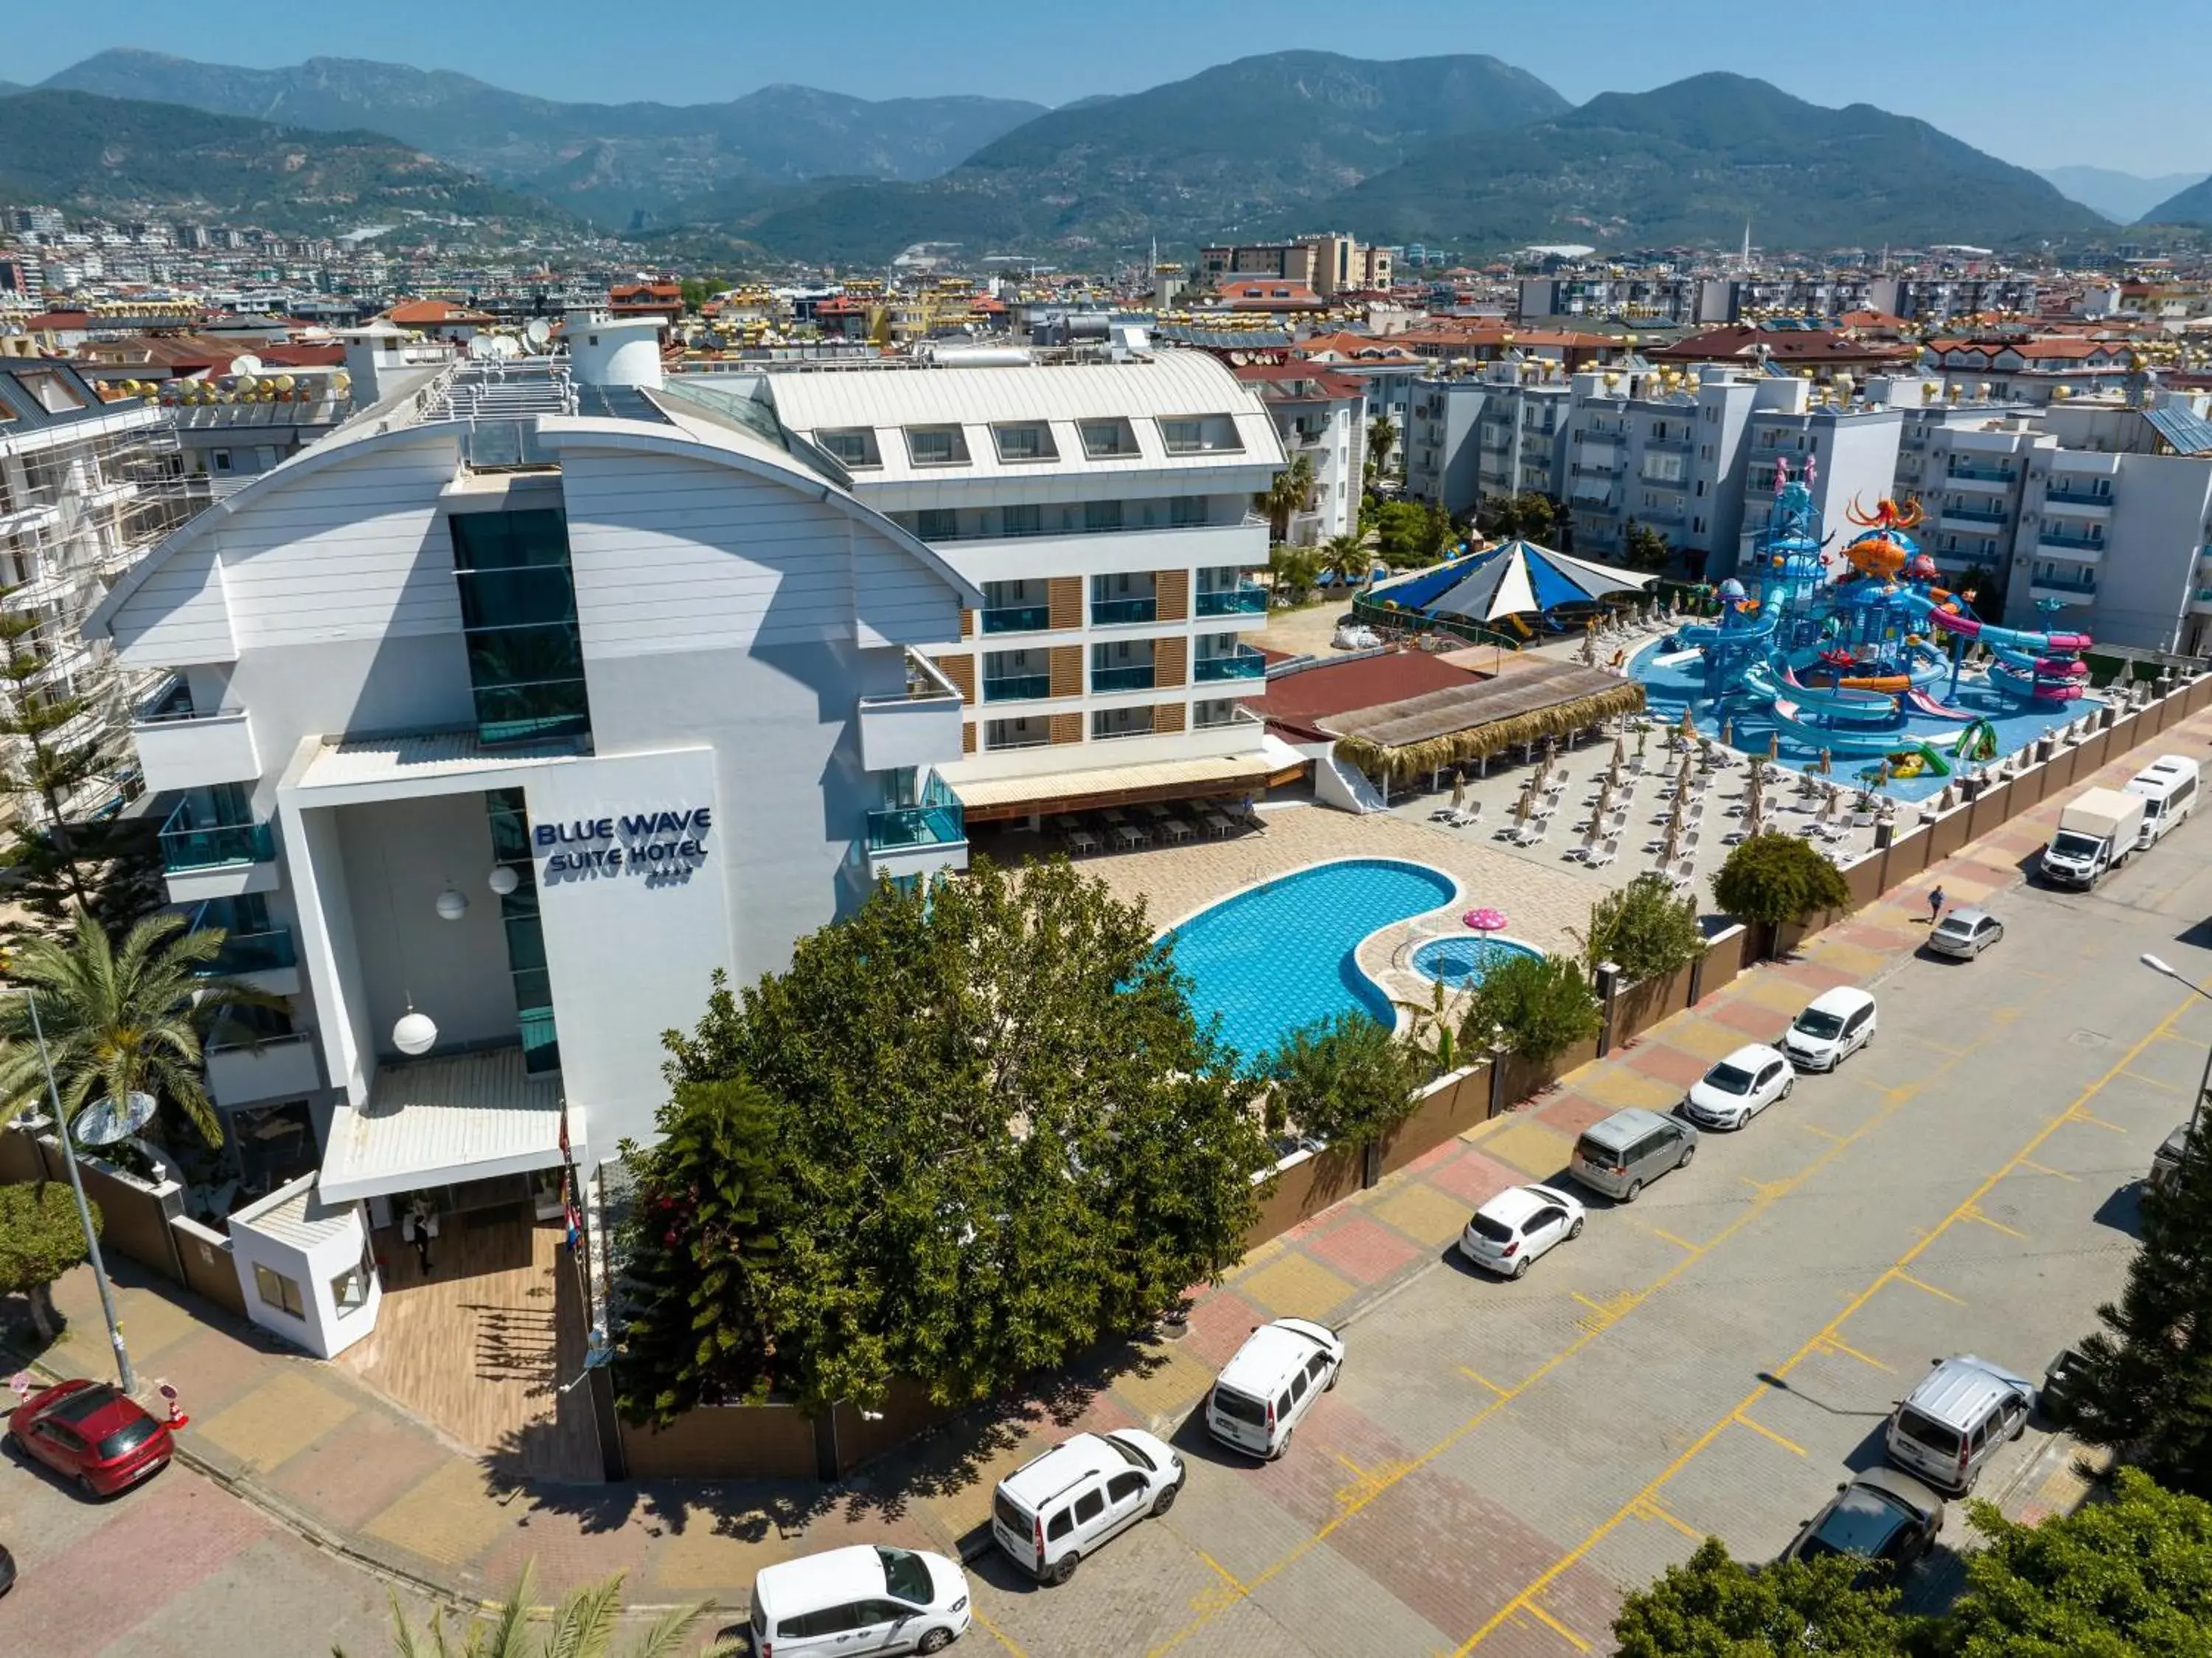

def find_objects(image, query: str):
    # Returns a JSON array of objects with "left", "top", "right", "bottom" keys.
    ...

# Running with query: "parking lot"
[{"left": 964, "top": 806, "right": 2212, "bottom": 1657}]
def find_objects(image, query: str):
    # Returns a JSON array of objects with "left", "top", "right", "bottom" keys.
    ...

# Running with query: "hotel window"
[
  {"left": 1169, "top": 496, "right": 1206, "bottom": 527},
  {"left": 816, "top": 427, "right": 880, "bottom": 468},
  {"left": 1079, "top": 418, "right": 1138, "bottom": 458},
  {"left": 1158, "top": 415, "right": 1242, "bottom": 456},
  {"left": 1000, "top": 503, "right": 1042, "bottom": 537},
  {"left": 904, "top": 425, "right": 970, "bottom": 467},
  {"left": 1192, "top": 698, "right": 1239, "bottom": 729},
  {"left": 915, "top": 508, "right": 959, "bottom": 541},
  {"left": 254, "top": 1263, "right": 305, "bottom": 1319},
  {"left": 991, "top": 423, "right": 1057, "bottom": 462},
  {"left": 486, "top": 788, "right": 560, "bottom": 1073},
  {"left": 331, "top": 1262, "right": 371, "bottom": 1316},
  {"left": 1084, "top": 499, "right": 1124, "bottom": 533},
  {"left": 1091, "top": 706, "right": 1155, "bottom": 740},
  {"left": 448, "top": 508, "right": 589, "bottom": 746}
]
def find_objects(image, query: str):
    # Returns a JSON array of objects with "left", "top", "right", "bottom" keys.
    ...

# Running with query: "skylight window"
[{"left": 904, "top": 426, "right": 970, "bottom": 467}]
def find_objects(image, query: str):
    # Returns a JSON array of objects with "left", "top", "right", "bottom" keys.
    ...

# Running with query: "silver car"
[{"left": 1928, "top": 906, "right": 2003, "bottom": 959}]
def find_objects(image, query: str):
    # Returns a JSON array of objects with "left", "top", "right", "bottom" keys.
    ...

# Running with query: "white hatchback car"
[
  {"left": 1683, "top": 1042, "right": 1794, "bottom": 1129},
  {"left": 1783, "top": 987, "right": 1878, "bottom": 1072},
  {"left": 990, "top": 1428, "right": 1183, "bottom": 1584},
  {"left": 1458, "top": 1183, "right": 1587, "bottom": 1279}
]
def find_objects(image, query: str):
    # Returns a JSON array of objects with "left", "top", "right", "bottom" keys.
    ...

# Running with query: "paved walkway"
[{"left": 12, "top": 694, "right": 2202, "bottom": 1634}]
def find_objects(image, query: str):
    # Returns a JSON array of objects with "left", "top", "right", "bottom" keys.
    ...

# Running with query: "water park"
[{"left": 1632, "top": 463, "right": 2100, "bottom": 801}]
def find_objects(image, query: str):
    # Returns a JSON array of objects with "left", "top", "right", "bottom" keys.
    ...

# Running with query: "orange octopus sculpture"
[{"left": 1840, "top": 495, "right": 1926, "bottom": 580}]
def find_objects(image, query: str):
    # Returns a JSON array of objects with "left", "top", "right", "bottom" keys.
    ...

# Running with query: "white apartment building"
[
  {"left": 727, "top": 350, "right": 1294, "bottom": 830},
  {"left": 0, "top": 359, "right": 195, "bottom": 825},
  {"left": 1233, "top": 362, "right": 1365, "bottom": 543}
]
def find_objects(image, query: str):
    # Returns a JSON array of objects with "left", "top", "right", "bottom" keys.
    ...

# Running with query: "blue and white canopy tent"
[{"left": 1368, "top": 539, "right": 1656, "bottom": 630}]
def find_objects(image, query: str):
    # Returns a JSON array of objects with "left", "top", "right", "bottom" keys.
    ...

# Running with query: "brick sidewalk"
[{"left": 17, "top": 697, "right": 2202, "bottom": 1623}]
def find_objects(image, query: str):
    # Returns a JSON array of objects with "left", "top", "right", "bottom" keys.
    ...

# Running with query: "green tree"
[
  {"left": 1478, "top": 491, "right": 1558, "bottom": 545},
  {"left": 611, "top": 1078, "right": 791, "bottom": 1427},
  {"left": 2065, "top": 1124, "right": 2212, "bottom": 1498},
  {"left": 1259, "top": 452, "right": 1315, "bottom": 541},
  {"left": 643, "top": 857, "right": 1270, "bottom": 1414},
  {"left": 1624, "top": 520, "right": 1672, "bottom": 573},
  {"left": 1395, "top": 978, "right": 1459, "bottom": 1076},
  {"left": 1366, "top": 415, "right": 1397, "bottom": 479},
  {"left": 1319, "top": 533, "right": 1370, "bottom": 592},
  {"left": 1711, "top": 830, "right": 1850, "bottom": 947},
  {"left": 1577, "top": 874, "right": 1705, "bottom": 983},
  {"left": 1613, "top": 1537, "right": 1907, "bottom": 1658},
  {"left": 0, "top": 909, "right": 278, "bottom": 1145},
  {"left": 0, "top": 1180, "right": 101, "bottom": 1341},
  {"left": 1932, "top": 1468, "right": 2212, "bottom": 1657},
  {"left": 338, "top": 1561, "right": 733, "bottom": 1658},
  {"left": 678, "top": 276, "right": 719, "bottom": 313},
  {"left": 1268, "top": 541, "right": 1322, "bottom": 604},
  {"left": 1458, "top": 951, "right": 1600, "bottom": 1064},
  {"left": 1262, "top": 1011, "right": 1424, "bottom": 1148}
]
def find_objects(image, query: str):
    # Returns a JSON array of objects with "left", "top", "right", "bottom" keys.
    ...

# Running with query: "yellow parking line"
[
  {"left": 2067, "top": 1109, "right": 2129, "bottom": 1134},
  {"left": 1633, "top": 1499, "right": 1704, "bottom": 1541},
  {"left": 1795, "top": 1123, "right": 1844, "bottom": 1142},
  {"left": 2119, "top": 1068, "right": 2180, "bottom": 1092},
  {"left": 1447, "top": 984, "right": 2199, "bottom": 1655},
  {"left": 1961, "top": 1207, "right": 2026, "bottom": 1239},
  {"left": 1647, "top": 1228, "right": 1703, "bottom": 1252},
  {"left": 1458, "top": 1367, "right": 1512, "bottom": 1395},
  {"left": 1522, "top": 1599, "right": 1594, "bottom": 1653},
  {"left": 1191, "top": 1549, "right": 1245, "bottom": 1593},
  {"left": 1816, "top": 1335, "right": 1896, "bottom": 1373},
  {"left": 1892, "top": 1270, "right": 1966, "bottom": 1305},
  {"left": 2017, "top": 1158, "right": 2079, "bottom": 1182},
  {"left": 1733, "top": 1412, "right": 1806, "bottom": 1457},
  {"left": 973, "top": 1606, "right": 1032, "bottom": 1657}
]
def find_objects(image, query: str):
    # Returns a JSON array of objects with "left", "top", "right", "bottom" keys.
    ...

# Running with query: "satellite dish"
[
  {"left": 467, "top": 335, "right": 495, "bottom": 359},
  {"left": 229, "top": 353, "right": 264, "bottom": 378},
  {"left": 76, "top": 1090, "right": 157, "bottom": 1148},
  {"left": 487, "top": 334, "right": 519, "bottom": 360},
  {"left": 524, "top": 319, "right": 552, "bottom": 349}
]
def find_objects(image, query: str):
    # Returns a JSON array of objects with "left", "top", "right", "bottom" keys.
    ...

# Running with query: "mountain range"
[
  {"left": 6, "top": 48, "right": 2206, "bottom": 258},
  {"left": 2037, "top": 166, "right": 2205, "bottom": 224},
  {"left": 38, "top": 49, "right": 1046, "bottom": 227}
]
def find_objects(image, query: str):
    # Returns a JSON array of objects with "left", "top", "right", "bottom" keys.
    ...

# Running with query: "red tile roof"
[
  {"left": 383, "top": 298, "right": 495, "bottom": 327},
  {"left": 1232, "top": 362, "right": 1364, "bottom": 400},
  {"left": 1650, "top": 325, "right": 1913, "bottom": 364},
  {"left": 1254, "top": 651, "right": 1482, "bottom": 743}
]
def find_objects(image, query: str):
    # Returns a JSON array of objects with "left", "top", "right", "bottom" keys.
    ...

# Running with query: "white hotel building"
[{"left": 89, "top": 323, "right": 1287, "bottom": 1356}]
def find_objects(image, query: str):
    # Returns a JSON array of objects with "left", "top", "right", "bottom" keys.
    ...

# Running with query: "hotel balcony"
[
  {"left": 1091, "top": 596, "right": 1158, "bottom": 626},
  {"left": 1194, "top": 645, "right": 1269, "bottom": 684},
  {"left": 2043, "top": 485, "right": 2112, "bottom": 513},
  {"left": 857, "top": 651, "right": 964, "bottom": 773},
  {"left": 1942, "top": 464, "right": 2016, "bottom": 494},
  {"left": 982, "top": 672, "right": 1052, "bottom": 703},
  {"left": 206, "top": 1030, "right": 323, "bottom": 1109},
  {"left": 131, "top": 690, "right": 261, "bottom": 794},
  {"left": 1092, "top": 662, "right": 1156, "bottom": 693},
  {"left": 2028, "top": 572, "right": 2097, "bottom": 606},
  {"left": 2191, "top": 584, "right": 2212, "bottom": 617},
  {"left": 1194, "top": 584, "right": 1270, "bottom": 618},
  {"left": 198, "top": 925, "right": 302, "bottom": 995},
  {"left": 2034, "top": 530, "right": 2105, "bottom": 563},
  {"left": 159, "top": 796, "right": 278, "bottom": 901},
  {"left": 980, "top": 603, "right": 1051, "bottom": 634},
  {"left": 1938, "top": 504, "right": 2011, "bottom": 533},
  {"left": 863, "top": 773, "right": 967, "bottom": 887}
]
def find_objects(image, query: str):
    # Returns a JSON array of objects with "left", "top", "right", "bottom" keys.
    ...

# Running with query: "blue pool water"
[
  {"left": 1409, "top": 936, "right": 1543, "bottom": 989},
  {"left": 1630, "top": 648, "right": 2093, "bottom": 802},
  {"left": 1165, "top": 859, "right": 1456, "bottom": 1064}
]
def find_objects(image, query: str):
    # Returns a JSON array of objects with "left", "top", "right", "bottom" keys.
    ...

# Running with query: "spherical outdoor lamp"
[
  {"left": 487, "top": 865, "right": 520, "bottom": 898},
  {"left": 392, "top": 1009, "right": 439, "bottom": 1056},
  {"left": 434, "top": 884, "right": 469, "bottom": 921}
]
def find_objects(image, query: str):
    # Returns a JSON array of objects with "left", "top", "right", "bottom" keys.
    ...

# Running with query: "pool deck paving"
[{"left": 12, "top": 690, "right": 2208, "bottom": 1653}]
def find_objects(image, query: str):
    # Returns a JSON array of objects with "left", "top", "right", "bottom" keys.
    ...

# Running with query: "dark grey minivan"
[{"left": 1568, "top": 1108, "right": 1697, "bottom": 1202}]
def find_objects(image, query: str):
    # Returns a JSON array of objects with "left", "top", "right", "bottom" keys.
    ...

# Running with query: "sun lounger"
[{"left": 1587, "top": 837, "right": 1618, "bottom": 869}]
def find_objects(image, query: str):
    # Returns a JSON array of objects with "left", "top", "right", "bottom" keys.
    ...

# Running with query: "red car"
[{"left": 7, "top": 1379, "right": 173, "bottom": 1497}]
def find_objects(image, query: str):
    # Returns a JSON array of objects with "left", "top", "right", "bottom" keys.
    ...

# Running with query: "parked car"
[
  {"left": 747, "top": 1544, "right": 970, "bottom": 1657},
  {"left": 1928, "top": 907, "right": 2004, "bottom": 960},
  {"left": 1459, "top": 1184, "right": 1587, "bottom": 1278},
  {"left": 1204, "top": 1319, "right": 1343, "bottom": 1461},
  {"left": 1782, "top": 987, "right": 1878, "bottom": 1072},
  {"left": 1780, "top": 1468, "right": 1945, "bottom": 1582},
  {"left": 6, "top": 1378, "right": 173, "bottom": 1498},
  {"left": 1568, "top": 1108, "right": 1697, "bottom": 1202},
  {"left": 2150, "top": 1122, "right": 2192, "bottom": 1193},
  {"left": 1885, "top": 1356, "right": 2034, "bottom": 1494},
  {"left": 1681, "top": 1044, "right": 1793, "bottom": 1130},
  {"left": 990, "top": 1429, "right": 1183, "bottom": 1584}
]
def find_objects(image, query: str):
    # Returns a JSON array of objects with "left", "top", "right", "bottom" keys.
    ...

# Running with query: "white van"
[
  {"left": 1204, "top": 1318, "right": 1344, "bottom": 1460},
  {"left": 990, "top": 1429, "right": 1183, "bottom": 1584},
  {"left": 2124, "top": 755, "right": 2200, "bottom": 848},
  {"left": 748, "top": 1544, "right": 970, "bottom": 1657}
]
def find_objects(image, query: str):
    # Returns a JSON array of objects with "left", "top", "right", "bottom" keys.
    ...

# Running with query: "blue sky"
[{"left": 10, "top": 0, "right": 2194, "bottom": 173}]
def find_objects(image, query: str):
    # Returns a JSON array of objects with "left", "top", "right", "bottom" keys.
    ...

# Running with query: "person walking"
[
  {"left": 404, "top": 1200, "right": 437, "bottom": 1274},
  {"left": 1926, "top": 884, "right": 1946, "bottom": 925}
]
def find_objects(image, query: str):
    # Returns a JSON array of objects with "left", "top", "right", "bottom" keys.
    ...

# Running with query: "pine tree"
[
  {"left": 0, "top": 577, "right": 114, "bottom": 927},
  {"left": 2067, "top": 1120, "right": 2212, "bottom": 1497}
]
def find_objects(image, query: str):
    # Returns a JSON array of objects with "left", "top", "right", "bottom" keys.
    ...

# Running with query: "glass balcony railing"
[
  {"left": 2045, "top": 485, "right": 2112, "bottom": 506},
  {"left": 1091, "top": 597, "right": 1158, "bottom": 625},
  {"left": 1943, "top": 504, "right": 2009, "bottom": 523},
  {"left": 2194, "top": 587, "right": 2212, "bottom": 605},
  {"left": 202, "top": 928, "right": 297, "bottom": 977},
  {"left": 981, "top": 604, "right": 1051, "bottom": 634},
  {"left": 866, "top": 800, "right": 965, "bottom": 851},
  {"left": 2034, "top": 574, "right": 2097, "bottom": 594},
  {"left": 159, "top": 802, "right": 274, "bottom": 873},
  {"left": 1195, "top": 586, "right": 1269, "bottom": 617},
  {"left": 1947, "top": 463, "right": 2014, "bottom": 483},
  {"left": 982, "top": 673, "right": 1051, "bottom": 702},
  {"left": 1092, "top": 664, "right": 1156, "bottom": 692},
  {"left": 1194, "top": 648, "right": 1268, "bottom": 683},
  {"left": 2039, "top": 530, "right": 2105, "bottom": 551}
]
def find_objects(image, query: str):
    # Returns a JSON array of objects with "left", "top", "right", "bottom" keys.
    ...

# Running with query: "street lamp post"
[
  {"left": 25, "top": 989, "right": 137, "bottom": 1395},
  {"left": 2140, "top": 954, "right": 2212, "bottom": 1145}
]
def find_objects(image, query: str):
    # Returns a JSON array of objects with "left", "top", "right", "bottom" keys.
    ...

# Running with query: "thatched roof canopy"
[{"left": 1323, "top": 659, "right": 1646, "bottom": 780}]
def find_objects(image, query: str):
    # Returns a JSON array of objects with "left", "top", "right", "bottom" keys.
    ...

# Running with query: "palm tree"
[
  {"left": 1267, "top": 541, "right": 1322, "bottom": 605},
  {"left": 0, "top": 909, "right": 279, "bottom": 1145},
  {"left": 337, "top": 1564, "right": 733, "bottom": 1658},
  {"left": 1259, "top": 452, "right": 1315, "bottom": 541},
  {"left": 1366, "top": 415, "right": 1397, "bottom": 479},
  {"left": 1320, "top": 533, "right": 1370, "bottom": 592}
]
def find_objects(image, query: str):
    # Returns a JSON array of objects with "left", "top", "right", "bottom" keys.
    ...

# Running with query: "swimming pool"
[
  {"left": 1408, "top": 936, "right": 1543, "bottom": 989},
  {"left": 1164, "top": 859, "right": 1457, "bottom": 1064}
]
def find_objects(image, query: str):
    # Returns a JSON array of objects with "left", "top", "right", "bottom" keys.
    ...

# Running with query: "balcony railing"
[
  {"left": 159, "top": 800, "right": 274, "bottom": 872},
  {"left": 1943, "top": 504, "right": 2010, "bottom": 524},
  {"left": 2033, "top": 573, "right": 2098, "bottom": 594},
  {"left": 1194, "top": 648, "right": 1268, "bottom": 683},
  {"left": 1091, "top": 597, "right": 1158, "bottom": 625},
  {"left": 201, "top": 927, "right": 298, "bottom": 977},
  {"left": 1947, "top": 463, "right": 2014, "bottom": 483},
  {"left": 2039, "top": 530, "right": 2105, "bottom": 551},
  {"left": 866, "top": 800, "right": 964, "bottom": 851},
  {"left": 1195, "top": 586, "right": 1269, "bottom": 617},
  {"left": 2045, "top": 485, "right": 2112, "bottom": 506},
  {"left": 981, "top": 604, "right": 1051, "bottom": 634},
  {"left": 982, "top": 673, "right": 1052, "bottom": 702},
  {"left": 1092, "top": 664, "right": 1156, "bottom": 693}
]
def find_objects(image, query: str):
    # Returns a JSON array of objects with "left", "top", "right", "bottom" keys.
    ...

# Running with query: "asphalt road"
[
  {"left": 963, "top": 810, "right": 2212, "bottom": 1657},
  {"left": 0, "top": 1439, "right": 428, "bottom": 1658}
]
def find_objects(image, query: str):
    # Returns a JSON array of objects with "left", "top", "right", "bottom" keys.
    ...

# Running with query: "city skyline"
[{"left": 10, "top": 0, "right": 2202, "bottom": 177}]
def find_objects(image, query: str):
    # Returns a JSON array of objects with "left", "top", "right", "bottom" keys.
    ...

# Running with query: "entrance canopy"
[
  {"left": 318, "top": 1048, "right": 571, "bottom": 1204},
  {"left": 1372, "top": 540, "right": 1656, "bottom": 625},
  {"left": 949, "top": 740, "right": 1304, "bottom": 823}
]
